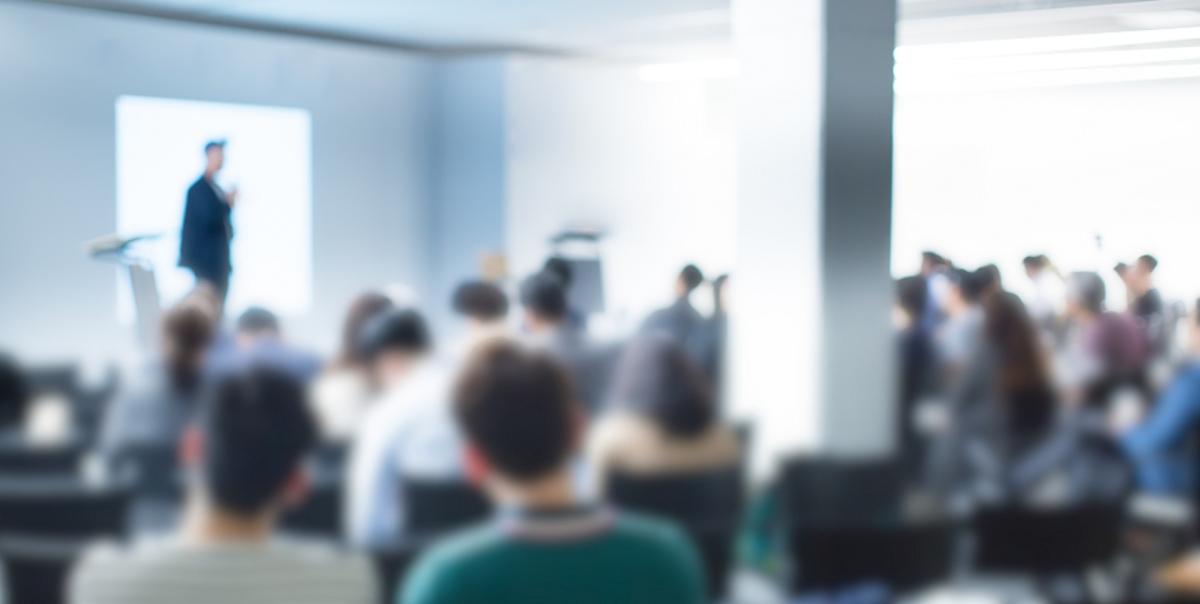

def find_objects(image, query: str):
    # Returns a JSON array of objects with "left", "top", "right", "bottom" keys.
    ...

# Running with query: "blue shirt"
[{"left": 1123, "top": 362, "right": 1200, "bottom": 494}]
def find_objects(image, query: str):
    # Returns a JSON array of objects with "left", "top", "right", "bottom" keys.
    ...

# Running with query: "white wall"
[
  {"left": 504, "top": 57, "right": 738, "bottom": 331},
  {"left": 0, "top": 2, "right": 436, "bottom": 364}
]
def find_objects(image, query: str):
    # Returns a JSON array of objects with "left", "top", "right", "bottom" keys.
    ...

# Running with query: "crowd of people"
[{"left": 0, "top": 261, "right": 736, "bottom": 603}]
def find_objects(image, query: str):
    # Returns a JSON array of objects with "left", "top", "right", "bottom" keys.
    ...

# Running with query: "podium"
[{"left": 85, "top": 234, "right": 161, "bottom": 353}]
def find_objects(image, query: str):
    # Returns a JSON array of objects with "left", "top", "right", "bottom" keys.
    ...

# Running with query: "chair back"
[
  {"left": 0, "top": 536, "right": 81, "bottom": 604},
  {"left": 403, "top": 479, "right": 490, "bottom": 542},
  {"left": 778, "top": 457, "right": 905, "bottom": 529},
  {"left": 281, "top": 478, "right": 342, "bottom": 539},
  {"left": 973, "top": 503, "right": 1124, "bottom": 573},
  {"left": 0, "top": 437, "right": 83, "bottom": 476},
  {"left": 789, "top": 522, "right": 955, "bottom": 593},
  {"left": 0, "top": 476, "right": 130, "bottom": 539}
]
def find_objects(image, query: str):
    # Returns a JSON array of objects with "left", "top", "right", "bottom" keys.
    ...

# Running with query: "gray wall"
[{"left": 0, "top": 2, "right": 437, "bottom": 363}]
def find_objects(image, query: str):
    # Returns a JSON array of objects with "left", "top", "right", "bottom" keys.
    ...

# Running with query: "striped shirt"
[{"left": 69, "top": 537, "right": 374, "bottom": 604}]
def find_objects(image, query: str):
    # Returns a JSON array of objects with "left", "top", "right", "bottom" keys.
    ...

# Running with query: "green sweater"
[{"left": 400, "top": 510, "right": 706, "bottom": 604}]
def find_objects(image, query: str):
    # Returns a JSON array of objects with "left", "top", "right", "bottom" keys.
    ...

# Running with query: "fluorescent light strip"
[
  {"left": 898, "top": 46, "right": 1200, "bottom": 76},
  {"left": 896, "top": 62, "right": 1200, "bottom": 94},
  {"left": 896, "top": 26, "right": 1200, "bottom": 60}
]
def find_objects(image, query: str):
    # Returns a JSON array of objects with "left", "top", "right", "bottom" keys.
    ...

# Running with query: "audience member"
[
  {"left": 447, "top": 279, "right": 509, "bottom": 359},
  {"left": 98, "top": 301, "right": 214, "bottom": 465},
  {"left": 346, "top": 308, "right": 462, "bottom": 549},
  {"left": 918, "top": 251, "right": 952, "bottom": 333},
  {"left": 935, "top": 268, "right": 985, "bottom": 385},
  {"left": 895, "top": 276, "right": 935, "bottom": 476},
  {"left": 1022, "top": 254, "right": 1064, "bottom": 332},
  {"left": 700, "top": 273, "right": 730, "bottom": 396},
  {"left": 0, "top": 353, "right": 29, "bottom": 437},
  {"left": 311, "top": 291, "right": 394, "bottom": 442},
  {"left": 209, "top": 306, "right": 323, "bottom": 383},
  {"left": 402, "top": 341, "right": 706, "bottom": 604},
  {"left": 587, "top": 335, "right": 739, "bottom": 494},
  {"left": 519, "top": 272, "right": 612, "bottom": 415},
  {"left": 640, "top": 264, "right": 708, "bottom": 364},
  {"left": 71, "top": 367, "right": 375, "bottom": 604},
  {"left": 974, "top": 263, "right": 1004, "bottom": 301},
  {"left": 1131, "top": 254, "right": 1167, "bottom": 355},
  {"left": 542, "top": 256, "right": 587, "bottom": 331},
  {"left": 1062, "top": 271, "right": 1149, "bottom": 407},
  {"left": 1121, "top": 298, "right": 1200, "bottom": 495}
]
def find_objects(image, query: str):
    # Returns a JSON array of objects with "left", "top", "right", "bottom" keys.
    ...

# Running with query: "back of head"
[
  {"left": 454, "top": 341, "right": 576, "bottom": 482},
  {"left": 358, "top": 307, "right": 433, "bottom": 364},
  {"left": 983, "top": 292, "right": 1055, "bottom": 432},
  {"left": 338, "top": 291, "right": 394, "bottom": 368},
  {"left": 974, "top": 264, "right": 1003, "bottom": 297},
  {"left": 452, "top": 280, "right": 509, "bottom": 323},
  {"left": 921, "top": 251, "right": 949, "bottom": 272},
  {"left": 948, "top": 268, "right": 984, "bottom": 304},
  {"left": 1068, "top": 271, "right": 1106, "bottom": 314},
  {"left": 610, "top": 335, "right": 715, "bottom": 438},
  {"left": 542, "top": 257, "right": 573, "bottom": 288},
  {"left": 236, "top": 306, "right": 280, "bottom": 337},
  {"left": 519, "top": 272, "right": 568, "bottom": 321},
  {"left": 1022, "top": 254, "right": 1049, "bottom": 272},
  {"left": 895, "top": 276, "right": 927, "bottom": 320},
  {"left": 200, "top": 367, "right": 317, "bottom": 515},
  {"left": 162, "top": 302, "right": 216, "bottom": 392},
  {"left": 679, "top": 264, "right": 704, "bottom": 293},
  {"left": 1138, "top": 254, "right": 1159, "bottom": 274},
  {"left": 0, "top": 354, "right": 28, "bottom": 431}
]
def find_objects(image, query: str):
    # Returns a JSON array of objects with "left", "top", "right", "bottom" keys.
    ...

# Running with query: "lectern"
[{"left": 85, "top": 234, "right": 161, "bottom": 353}]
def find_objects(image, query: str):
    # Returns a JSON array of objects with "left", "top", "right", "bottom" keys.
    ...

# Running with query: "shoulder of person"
[
  {"left": 607, "top": 513, "right": 705, "bottom": 586},
  {"left": 401, "top": 525, "right": 502, "bottom": 602}
]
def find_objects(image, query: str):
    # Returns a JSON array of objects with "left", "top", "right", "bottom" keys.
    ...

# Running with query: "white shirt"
[
  {"left": 345, "top": 362, "right": 463, "bottom": 548},
  {"left": 70, "top": 537, "right": 374, "bottom": 604}
]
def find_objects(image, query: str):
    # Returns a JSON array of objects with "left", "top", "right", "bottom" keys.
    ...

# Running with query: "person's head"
[
  {"left": 895, "top": 276, "right": 927, "bottom": 328},
  {"left": 519, "top": 272, "right": 568, "bottom": 333},
  {"left": 454, "top": 341, "right": 581, "bottom": 496},
  {"left": 975, "top": 264, "right": 1003, "bottom": 299},
  {"left": 204, "top": 140, "right": 225, "bottom": 176},
  {"left": 1023, "top": 254, "right": 1048, "bottom": 280},
  {"left": 920, "top": 251, "right": 949, "bottom": 276},
  {"left": 359, "top": 307, "right": 432, "bottom": 388},
  {"left": 675, "top": 264, "right": 705, "bottom": 298},
  {"left": 983, "top": 292, "right": 1055, "bottom": 432},
  {"left": 336, "top": 291, "right": 394, "bottom": 369},
  {"left": 610, "top": 335, "right": 715, "bottom": 439},
  {"left": 0, "top": 354, "right": 28, "bottom": 432},
  {"left": 542, "top": 257, "right": 573, "bottom": 288},
  {"left": 162, "top": 301, "right": 216, "bottom": 392},
  {"left": 1134, "top": 254, "right": 1158, "bottom": 291},
  {"left": 1066, "top": 271, "right": 1106, "bottom": 318},
  {"left": 235, "top": 306, "right": 280, "bottom": 348},
  {"left": 452, "top": 280, "right": 509, "bottom": 329},
  {"left": 712, "top": 274, "right": 730, "bottom": 315},
  {"left": 188, "top": 367, "right": 316, "bottom": 523},
  {"left": 942, "top": 268, "right": 983, "bottom": 315}
]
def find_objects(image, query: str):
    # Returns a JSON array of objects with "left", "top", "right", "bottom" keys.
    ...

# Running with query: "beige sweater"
[{"left": 586, "top": 411, "right": 741, "bottom": 494}]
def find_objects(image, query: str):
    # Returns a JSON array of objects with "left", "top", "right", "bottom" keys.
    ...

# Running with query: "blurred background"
[{"left": 5, "top": 0, "right": 1200, "bottom": 602}]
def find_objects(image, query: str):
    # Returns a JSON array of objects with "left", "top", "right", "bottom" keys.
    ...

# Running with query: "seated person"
[
  {"left": 209, "top": 306, "right": 323, "bottom": 384},
  {"left": 311, "top": 291, "right": 395, "bottom": 442},
  {"left": 1062, "top": 271, "right": 1149, "bottom": 406},
  {"left": 346, "top": 308, "right": 463, "bottom": 549},
  {"left": 97, "top": 301, "right": 214, "bottom": 464},
  {"left": 586, "top": 335, "right": 739, "bottom": 494},
  {"left": 1121, "top": 299, "right": 1200, "bottom": 495},
  {"left": 446, "top": 279, "right": 510, "bottom": 361},
  {"left": 401, "top": 341, "right": 706, "bottom": 604},
  {"left": 71, "top": 367, "right": 374, "bottom": 604},
  {"left": 0, "top": 353, "right": 30, "bottom": 438}
]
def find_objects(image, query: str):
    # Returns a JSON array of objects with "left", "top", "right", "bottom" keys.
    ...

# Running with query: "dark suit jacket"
[{"left": 178, "top": 176, "right": 231, "bottom": 283}]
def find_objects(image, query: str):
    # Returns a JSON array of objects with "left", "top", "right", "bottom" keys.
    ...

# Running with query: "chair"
[
  {"left": 607, "top": 467, "right": 743, "bottom": 599},
  {"left": 0, "top": 536, "right": 84, "bottom": 604},
  {"left": 777, "top": 457, "right": 906, "bottom": 529},
  {"left": 972, "top": 503, "right": 1125, "bottom": 574},
  {"left": 281, "top": 477, "right": 343, "bottom": 539},
  {"left": 403, "top": 479, "right": 490, "bottom": 543},
  {"left": 0, "top": 436, "right": 84, "bottom": 476},
  {"left": 0, "top": 476, "right": 131, "bottom": 539},
  {"left": 788, "top": 522, "right": 956, "bottom": 593}
]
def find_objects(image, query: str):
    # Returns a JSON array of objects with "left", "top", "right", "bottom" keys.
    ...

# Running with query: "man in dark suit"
[
  {"left": 179, "top": 140, "right": 237, "bottom": 305},
  {"left": 640, "top": 264, "right": 707, "bottom": 367}
]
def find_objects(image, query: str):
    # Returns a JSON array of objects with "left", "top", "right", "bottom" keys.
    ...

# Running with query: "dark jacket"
[{"left": 178, "top": 176, "right": 231, "bottom": 282}]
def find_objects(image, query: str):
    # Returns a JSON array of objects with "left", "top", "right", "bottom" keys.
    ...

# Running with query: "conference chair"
[
  {"left": 0, "top": 536, "right": 81, "bottom": 604},
  {"left": 607, "top": 467, "right": 744, "bottom": 598},
  {"left": 777, "top": 456, "right": 907, "bottom": 529},
  {"left": 972, "top": 503, "right": 1125, "bottom": 575},
  {"left": 787, "top": 521, "right": 956, "bottom": 594},
  {"left": 403, "top": 478, "right": 490, "bottom": 545},
  {"left": 0, "top": 435, "right": 84, "bottom": 476}
]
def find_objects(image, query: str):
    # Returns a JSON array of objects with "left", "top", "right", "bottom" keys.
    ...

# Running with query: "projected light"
[{"left": 116, "top": 96, "right": 312, "bottom": 320}]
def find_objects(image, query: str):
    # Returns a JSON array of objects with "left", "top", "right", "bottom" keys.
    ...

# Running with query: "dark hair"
[
  {"left": 896, "top": 276, "right": 927, "bottom": 319},
  {"left": 983, "top": 293, "right": 1055, "bottom": 432},
  {"left": 236, "top": 306, "right": 279, "bottom": 335},
  {"left": 0, "top": 354, "right": 28, "bottom": 431},
  {"left": 610, "top": 336, "right": 715, "bottom": 438},
  {"left": 922, "top": 251, "right": 949, "bottom": 268},
  {"left": 1068, "top": 272, "right": 1106, "bottom": 314},
  {"left": 542, "top": 257, "right": 573, "bottom": 287},
  {"left": 1022, "top": 255, "right": 1049, "bottom": 270},
  {"left": 947, "top": 268, "right": 984, "bottom": 303},
  {"left": 679, "top": 264, "right": 704, "bottom": 292},
  {"left": 1138, "top": 254, "right": 1158, "bottom": 273},
  {"left": 162, "top": 303, "right": 215, "bottom": 392},
  {"left": 452, "top": 280, "right": 509, "bottom": 321},
  {"left": 454, "top": 341, "right": 576, "bottom": 481},
  {"left": 358, "top": 308, "right": 432, "bottom": 363},
  {"left": 200, "top": 367, "right": 317, "bottom": 515},
  {"left": 1113, "top": 262, "right": 1129, "bottom": 277},
  {"left": 204, "top": 140, "right": 226, "bottom": 153},
  {"left": 519, "top": 272, "right": 568, "bottom": 321},
  {"left": 975, "top": 264, "right": 1002, "bottom": 296},
  {"left": 712, "top": 274, "right": 730, "bottom": 315},
  {"left": 336, "top": 292, "right": 394, "bottom": 368}
]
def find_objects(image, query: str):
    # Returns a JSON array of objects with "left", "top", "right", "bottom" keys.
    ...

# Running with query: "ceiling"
[{"left": 20, "top": 0, "right": 1200, "bottom": 56}]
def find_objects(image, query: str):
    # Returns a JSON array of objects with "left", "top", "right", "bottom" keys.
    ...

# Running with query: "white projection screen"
[{"left": 116, "top": 96, "right": 312, "bottom": 321}]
